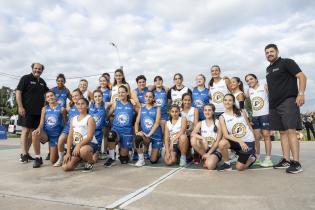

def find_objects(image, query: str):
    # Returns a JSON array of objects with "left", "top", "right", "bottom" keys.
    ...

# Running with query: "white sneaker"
[
  {"left": 53, "top": 159, "right": 63, "bottom": 167},
  {"left": 260, "top": 158, "right": 273, "bottom": 167},
  {"left": 179, "top": 156, "right": 187, "bottom": 167},
  {"left": 135, "top": 159, "right": 145, "bottom": 167}
]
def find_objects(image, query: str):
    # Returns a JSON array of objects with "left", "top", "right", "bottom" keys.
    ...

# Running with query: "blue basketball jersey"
[
  {"left": 100, "top": 87, "right": 111, "bottom": 103},
  {"left": 135, "top": 87, "right": 148, "bottom": 106},
  {"left": 153, "top": 88, "right": 168, "bottom": 120},
  {"left": 51, "top": 86, "right": 69, "bottom": 108},
  {"left": 44, "top": 104, "right": 63, "bottom": 136},
  {"left": 192, "top": 87, "right": 210, "bottom": 120},
  {"left": 113, "top": 101, "right": 135, "bottom": 128},
  {"left": 89, "top": 102, "right": 106, "bottom": 130},
  {"left": 140, "top": 106, "right": 162, "bottom": 139}
]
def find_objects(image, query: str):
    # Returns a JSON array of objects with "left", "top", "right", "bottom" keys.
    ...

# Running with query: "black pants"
[{"left": 304, "top": 122, "right": 315, "bottom": 140}]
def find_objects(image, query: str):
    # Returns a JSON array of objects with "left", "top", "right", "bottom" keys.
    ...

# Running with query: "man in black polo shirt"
[
  {"left": 265, "top": 44, "right": 307, "bottom": 174},
  {"left": 16, "top": 63, "right": 49, "bottom": 163}
]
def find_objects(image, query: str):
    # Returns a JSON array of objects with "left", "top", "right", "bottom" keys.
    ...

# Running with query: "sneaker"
[
  {"left": 45, "top": 153, "right": 50, "bottom": 161},
  {"left": 273, "top": 158, "right": 291, "bottom": 169},
  {"left": 260, "top": 158, "right": 273, "bottom": 168},
  {"left": 135, "top": 159, "right": 145, "bottom": 167},
  {"left": 229, "top": 150, "right": 238, "bottom": 163},
  {"left": 33, "top": 157, "right": 43, "bottom": 168},
  {"left": 104, "top": 158, "right": 116, "bottom": 168},
  {"left": 132, "top": 151, "right": 139, "bottom": 161},
  {"left": 99, "top": 152, "right": 107, "bottom": 160},
  {"left": 286, "top": 161, "right": 303, "bottom": 174},
  {"left": 20, "top": 154, "right": 28, "bottom": 163},
  {"left": 254, "top": 159, "right": 261, "bottom": 166},
  {"left": 179, "top": 156, "right": 187, "bottom": 167},
  {"left": 144, "top": 151, "right": 150, "bottom": 160},
  {"left": 82, "top": 163, "right": 94, "bottom": 172},
  {"left": 218, "top": 163, "right": 232, "bottom": 171},
  {"left": 53, "top": 159, "right": 63, "bottom": 167},
  {"left": 76, "top": 161, "right": 86, "bottom": 170},
  {"left": 248, "top": 155, "right": 257, "bottom": 168},
  {"left": 26, "top": 153, "right": 35, "bottom": 161},
  {"left": 193, "top": 153, "right": 201, "bottom": 165}
]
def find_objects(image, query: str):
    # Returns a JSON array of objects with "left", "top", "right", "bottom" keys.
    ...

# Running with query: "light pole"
[{"left": 110, "top": 42, "right": 123, "bottom": 70}]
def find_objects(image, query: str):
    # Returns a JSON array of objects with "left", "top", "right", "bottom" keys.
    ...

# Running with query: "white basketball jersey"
[
  {"left": 167, "top": 117, "right": 183, "bottom": 144},
  {"left": 171, "top": 86, "right": 189, "bottom": 107},
  {"left": 200, "top": 120, "right": 219, "bottom": 147},
  {"left": 210, "top": 79, "right": 229, "bottom": 112},
  {"left": 248, "top": 84, "right": 269, "bottom": 117},
  {"left": 222, "top": 113, "right": 254, "bottom": 143},
  {"left": 72, "top": 115, "right": 98, "bottom": 145},
  {"left": 233, "top": 91, "right": 243, "bottom": 109},
  {"left": 181, "top": 107, "right": 195, "bottom": 132}
]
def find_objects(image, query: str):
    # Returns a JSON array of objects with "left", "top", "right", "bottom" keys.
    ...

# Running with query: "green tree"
[{"left": 0, "top": 86, "right": 17, "bottom": 116}]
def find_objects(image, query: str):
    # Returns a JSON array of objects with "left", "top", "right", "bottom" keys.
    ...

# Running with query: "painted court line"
[{"left": 105, "top": 166, "right": 184, "bottom": 209}]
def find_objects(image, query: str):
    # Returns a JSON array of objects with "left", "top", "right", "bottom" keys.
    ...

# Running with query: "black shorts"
[
  {"left": 206, "top": 147, "right": 222, "bottom": 161},
  {"left": 17, "top": 114, "right": 40, "bottom": 129},
  {"left": 269, "top": 97, "right": 302, "bottom": 131},
  {"left": 228, "top": 140, "right": 255, "bottom": 164}
]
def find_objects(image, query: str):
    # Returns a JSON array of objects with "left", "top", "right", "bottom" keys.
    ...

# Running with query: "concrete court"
[{"left": 0, "top": 138, "right": 314, "bottom": 210}]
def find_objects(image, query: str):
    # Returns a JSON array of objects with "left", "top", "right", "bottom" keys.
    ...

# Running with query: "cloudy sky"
[{"left": 0, "top": 0, "right": 314, "bottom": 111}]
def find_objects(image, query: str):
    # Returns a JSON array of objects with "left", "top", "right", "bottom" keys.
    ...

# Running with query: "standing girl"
[
  {"left": 134, "top": 91, "right": 163, "bottom": 167},
  {"left": 192, "top": 74, "right": 210, "bottom": 121},
  {"left": 105, "top": 85, "right": 139, "bottom": 167},
  {"left": 111, "top": 69, "right": 131, "bottom": 102},
  {"left": 62, "top": 98, "right": 98, "bottom": 172},
  {"left": 98, "top": 75, "right": 112, "bottom": 108},
  {"left": 78, "top": 79, "right": 93, "bottom": 101},
  {"left": 32, "top": 91, "right": 66, "bottom": 168},
  {"left": 208, "top": 65, "right": 231, "bottom": 118},
  {"left": 190, "top": 104, "right": 222, "bottom": 169},
  {"left": 53, "top": 89, "right": 82, "bottom": 167},
  {"left": 167, "top": 73, "right": 192, "bottom": 108},
  {"left": 164, "top": 105, "right": 189, "bottom": 167},
  {"left": 230, "top": 77, "right": 246, "bottom": 109},
  {"left": 152, "top": 76, "right": 168, "bottom": 133},
  {"left": 51, "top": 74, "right": 71, "bottom": 108},
  {"left": 245, "top": 74, "right": 273, "bottom": 167},
  {"left": 218, "top": 94, "right": 256, "bottom": 171}
]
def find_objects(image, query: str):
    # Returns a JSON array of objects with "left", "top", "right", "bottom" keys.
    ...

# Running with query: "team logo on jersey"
[
  {"left": 205, "top": 136, "right": 216, "bottom": 146},
  {"left": 144, "top": 117, "right": 154, "bottom": 129},
  {"left": 212, "top": 92, "right": 224, "bottom": 103},
  {"left": 173, "top": 98, "right": 182, "bottom": 107},
  {"left": 186, "top": 121, "right": 193, "bottom": 131},
  {"left": 73, "top": 132, "right": 83, "bottom": 145},
  {"left": 111, "top": 94, "right": 119, "bottom": 102},
  {"left": 252, "top": 97, "right": 264, "bottom": 111},
  {"left": 57, "top": 99, "right": 64, "bottom": 107},
  {"left": 170, "top": 133, "right": 179, "bottom": 145},
  {"left": 232, "top": 123, "right": 246, "bottom": 138},
  {"left": 117, "top": 112, "right": 129, "bottom": 126},
  {"left": 194, "top": 99, "right": 204, "bottom": 108},
  {"left": 46, "top": 116, "right": 57, "bottom": 127},
  {"left": 155, "top": 98, "right": 164, "bottom": 106}
]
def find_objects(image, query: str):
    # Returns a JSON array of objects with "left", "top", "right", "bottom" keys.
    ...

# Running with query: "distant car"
[{"left": 8, "top": 115, "right": 22, "bottom": 135}]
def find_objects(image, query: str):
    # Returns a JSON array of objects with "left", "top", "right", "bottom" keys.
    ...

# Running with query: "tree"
[{"left": 0, "top": 86, "right": 17, "bottom": 116}]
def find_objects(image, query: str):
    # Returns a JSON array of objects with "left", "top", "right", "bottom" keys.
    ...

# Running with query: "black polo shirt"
[
  {"left": 16, "top": 73, "right": 49, "bottom": 115},
  {"left": 266, "top": 57, "right": 301, "bottom": 109}
]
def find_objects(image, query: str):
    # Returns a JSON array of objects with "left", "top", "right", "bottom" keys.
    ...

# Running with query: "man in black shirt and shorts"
[
  {"left": 265, "top": 44, "right": 307, "bottom": 174},
  {"left": 16, "top": 63, "right": 49, "bottom": 163}
]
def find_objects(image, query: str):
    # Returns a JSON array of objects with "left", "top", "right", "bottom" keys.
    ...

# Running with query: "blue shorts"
[
  {"left": 62, "top": 122, "right": 70, "bottom": 134},
  {"left": 88, "top": 142, "right": 99, "bottom": 153},
  {"left": 149, "top": 135, "right": 163, "bottom": 149},
  {"left": 48, "top": 135, "right": 58, "bottom": 147},
  {"left": 112, "top": 126, "right": 133, "bottom": 149},
  {"left": 252, "top": 115, "right": 270, "bottom": 130},
  {"left": 95, "top": 129, "right": 103, "bottom": 146}
]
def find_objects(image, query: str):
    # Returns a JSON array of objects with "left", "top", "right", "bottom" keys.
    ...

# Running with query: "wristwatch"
[{"left": 298, "top": 92, "right": 304, "bottom": 96}]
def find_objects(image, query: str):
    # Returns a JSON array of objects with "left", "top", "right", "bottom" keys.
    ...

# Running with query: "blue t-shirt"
[
  {"left": 135, "top": 87, "right": 148, "bottom": 106},
  {"left": 113, "top": 101, "right": 135, "bottom": 128},
  {"left": 51, "top": 86, "right": 69, "bottom": 108},
  {"left": 44, "top": 104, "right": 63, "bottom": 136},
  {"left": 140, "top": 106, "right": 162, "bottom": 139},
  {"left": 153, "top": 88, "right": 168, "bottom": 120}
]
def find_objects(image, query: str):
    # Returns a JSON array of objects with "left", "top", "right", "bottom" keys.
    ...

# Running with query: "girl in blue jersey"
[
  {"left": 152, "top": 76, "right": 169, "bottom": 133},
  {"left": 51, "top": 74, "right": 71, "bottom": 108},
  {"left": 132, "top": 75, "right": 149, "bottom": 107},
  {"left": 192, "top": 74, "right": 210, "bottom": 120},
  {"left": 134, "top": 91, "right": 163, "bottom": 167},
  {"left": 105, "top": 85, "right": 140, "bottom": 167},
  {"left": 31, "top": 91, "right": 66, "bottom": 168},
  {"left": 62, "top": 98, "right": 98, "bottom": 172},
  {"left": 164, "top": 105, "right": 189, "bottom": 167},
  {"left": 89, "top": 90, "right": 107, "bottom": 159},
  {"left": 99, "top": 75, "right": 112, "bottom": 108},
  {"left": 191, "top": 104, "right": 223, "bottom": 169},
  {"left": 53, "top": 88, "right": 82, "bottom": 167}
]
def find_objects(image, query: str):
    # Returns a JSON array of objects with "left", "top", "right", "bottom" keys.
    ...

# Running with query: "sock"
[
  {"left": 265, "top": 156, "right": 271, "bottom": 160},
  {"left": 224, "top": 161, "right": 231, "bottom": 165},
  {"left": 180, "top": 155, "right": 186, "bottom": 160},
  {"left": 138, "top": 153, "right": 144, "bottom": 161},
  {"left": 58, "top": 152, "right": 64, "bottom": 161},
  {"left": 109, "top": 149, "right": 115, "bottom": 159},
  {"left": 35, "top": 155, "right": 41, "bottom": 158}
]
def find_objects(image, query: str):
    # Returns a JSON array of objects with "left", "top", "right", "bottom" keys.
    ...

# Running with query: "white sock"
[
  {"left": 35, "top": 155, "right": 41, "bottom": 158},
  {"left": 58, "top": 152, "right": 64, "bottom": 161},
  {"left": 180, "top": 155, "right": 186, "bottom": 160},
  {"left": 109, "top": 149, "right": 115, "bottom": 159},
  {"left": 224, "top": 161, "right": 231, "bottom": 165},
  {"left": 265, "top": 156, "right": 271, "bottom": 160},
  {"left": 138, "top": 153, "right": 144, "bottom": 161}
]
